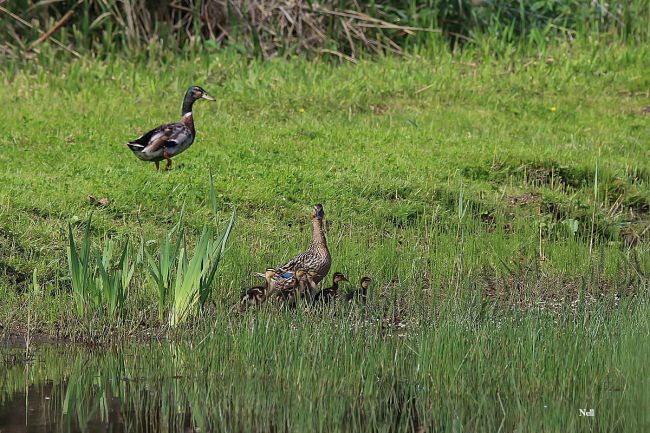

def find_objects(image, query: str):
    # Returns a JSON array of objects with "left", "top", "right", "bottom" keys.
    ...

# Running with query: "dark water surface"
[
  {"left": 0, "top": 344, "right": 198, "bottom": 433},
  {"left": 0, "top": 381, "right": 137, "bottom": 433}
]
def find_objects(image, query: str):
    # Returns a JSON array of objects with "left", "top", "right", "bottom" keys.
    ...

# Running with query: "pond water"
[
  {"left": 0, "top": 333, "right": 417, "bottom": 433},
  {"left": 0, "top": 344, "right": 200, "bottom": 433}
]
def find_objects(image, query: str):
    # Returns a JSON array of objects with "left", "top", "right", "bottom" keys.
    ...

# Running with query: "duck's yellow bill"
[{"left": 202, "top": 93, "right": 216, "bottom": 101}]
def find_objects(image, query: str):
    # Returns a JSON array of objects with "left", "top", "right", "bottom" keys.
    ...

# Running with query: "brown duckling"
[
  {"left": 278, "top": 269, "right": 321, "bottom": 309},
  {"left": 239, "top": 268, "right": 274, "bottom": 311},
  {"left": 300, "top": 270, "right": 322, "bottom": 303},
  {"left": 312, "top": 272, "right": 348, "bottom": 305},
  {"left": 345, "top": 277, "right": 372, "bottom": 304},
  {"left": 276, "top": 269, "right": 308, "bottom": 310}
]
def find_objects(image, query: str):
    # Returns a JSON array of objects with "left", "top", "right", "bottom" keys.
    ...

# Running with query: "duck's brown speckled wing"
[
  {"left": 276, "top": 252, "right": 309, "bottom": 275},
  {"left": 270, "top": 271, "right": 299, "bottom": 292},
  {"left": 275, "top": 247, "right": 330, "bottom": 283}
]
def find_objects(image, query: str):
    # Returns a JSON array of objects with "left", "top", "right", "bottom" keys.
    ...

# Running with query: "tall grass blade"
[
  {"left": 209, "top": 168, "right": 218, "bottom": 216},
  {"left": 200, "top": 211, "right": 236, "bottom": 308},
  {"left": 67, "top": 219, "right": 94, "bottom": 317},
  {"left": 171, "top": 228, "right": 211, "bottom": 326},
  {"left": 31, "top": 269, "right": 41, "bottom": 296}
]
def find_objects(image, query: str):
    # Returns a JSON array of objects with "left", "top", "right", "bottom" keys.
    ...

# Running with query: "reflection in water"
[
  {"left": 4, "top": 308, "right": 643, "bottom": 433},
  {"left": 0, "top": 346, "right": 200, "bottom": 433},
  {"left": 0, "top": 381, "right": 130, "bottom": 433},
  {"left": 0, "top": 381, "right": 59, "bottom": 433}
]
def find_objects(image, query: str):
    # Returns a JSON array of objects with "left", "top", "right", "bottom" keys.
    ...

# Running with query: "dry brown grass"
[{"left": 1, "top": 0, "right": 433, "bottom": 59}]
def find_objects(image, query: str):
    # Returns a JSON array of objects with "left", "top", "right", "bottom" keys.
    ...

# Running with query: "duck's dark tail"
[
  {"left": 127, "top": 127, "right": 159, "bottom": 152},
  {"left": 126, "top": 141, "right": 145, "bottom": 152}
]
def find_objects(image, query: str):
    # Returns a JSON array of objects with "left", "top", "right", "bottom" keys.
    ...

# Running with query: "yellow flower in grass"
[
  {"left": 298, "top": 107, "right": 305, "bottom": 113},
  {"left": 550, "top": 106, "right": 557, "bottom": 112}
]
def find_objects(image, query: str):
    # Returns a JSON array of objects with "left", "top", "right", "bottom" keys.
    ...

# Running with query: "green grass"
[
  {"left": 1, "top": 302, "right": 649, "bottom": 431},
  {"left": 0, "top": 42, "right": 648, "bottom": 431}
]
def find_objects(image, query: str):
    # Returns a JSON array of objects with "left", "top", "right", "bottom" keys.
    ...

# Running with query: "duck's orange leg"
[{"left": 163, "top": 152, "right": 173, "bottom": 171}]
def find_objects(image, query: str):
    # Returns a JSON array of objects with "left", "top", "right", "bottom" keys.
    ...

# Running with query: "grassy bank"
[
  {"left": 1, "top": 43, "right": 648, "bottom": 337},
  {"left": 0, "top": 38, "right": 649, "bottom": 432}
]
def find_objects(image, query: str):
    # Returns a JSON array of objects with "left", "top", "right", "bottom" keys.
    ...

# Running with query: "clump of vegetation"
[
  {"left": 1, "top": 0, "right": 648, "bottom": 60},
  {"left": 67, "top": 218, "right": 134, "bottom": 319},
  {"left": 147, "top": 214, "right": 235, "bottom": 326},
  {"left": 66, "top": 175, "right": 235, "bottom": 326},
  {"left": 2, "top": 298, "right": 650, "bottom": 432}
]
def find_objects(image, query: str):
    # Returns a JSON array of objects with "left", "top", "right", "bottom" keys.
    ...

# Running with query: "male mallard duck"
[
  {"left": 126, "top": 86, "right": 215, "bottom": 171},
  {"left": 239, "top": 268, "right": 275, "bottom": 311},
  {"left": 346, "top": 276, "right": 372, "bottom": 303},
  {"left": 312, "top": 272, "right": 348, "bottom": 305}
]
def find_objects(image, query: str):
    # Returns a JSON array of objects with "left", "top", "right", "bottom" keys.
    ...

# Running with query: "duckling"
[
  {"left": 239, "top": 268, "right": 275, "bottom": 312},
  {"left": 276, "top": 269, "right": 320, "bottom": 308},
  {"left": 126, "top": 86, "right": 215, "bottom": 171},
  {"left": 346, "top": 277, "right": 372, "bottom": 304},
  {"left": 301, "top": 270, "right": 321, "bottom": 304},
  {"left": 276, "top": 269, "right": 309, "bottom": 310},
  {"left": 312, "top": 272, "right": 348, "bottom": 305}
]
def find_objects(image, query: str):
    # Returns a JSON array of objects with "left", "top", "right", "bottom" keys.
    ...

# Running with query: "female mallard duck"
[
  {"left": 346, "top": 276, "right": 372, "bottom": 303},
  {"left": 254, "top": 204, "right": 330, "bottom": 302},
  {"left": 267, "top": 204, "right": 332, "bottom": 293},
  {"left": 312, "top": 272, "right": 348, "bottom": 305},
  {"left": 126, "top": 86, "right": 215, "bottom": 171},
  {"left": 239, "top": 268, "right": 275, "bottom": 311}
]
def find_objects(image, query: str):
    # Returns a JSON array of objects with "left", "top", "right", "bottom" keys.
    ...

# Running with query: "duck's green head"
[
  {"left": 182, "top": 86, "right": 215, "bottom": 114},
  {"left": 188, "top": 85, "right": 215, "bottom": 101}
]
